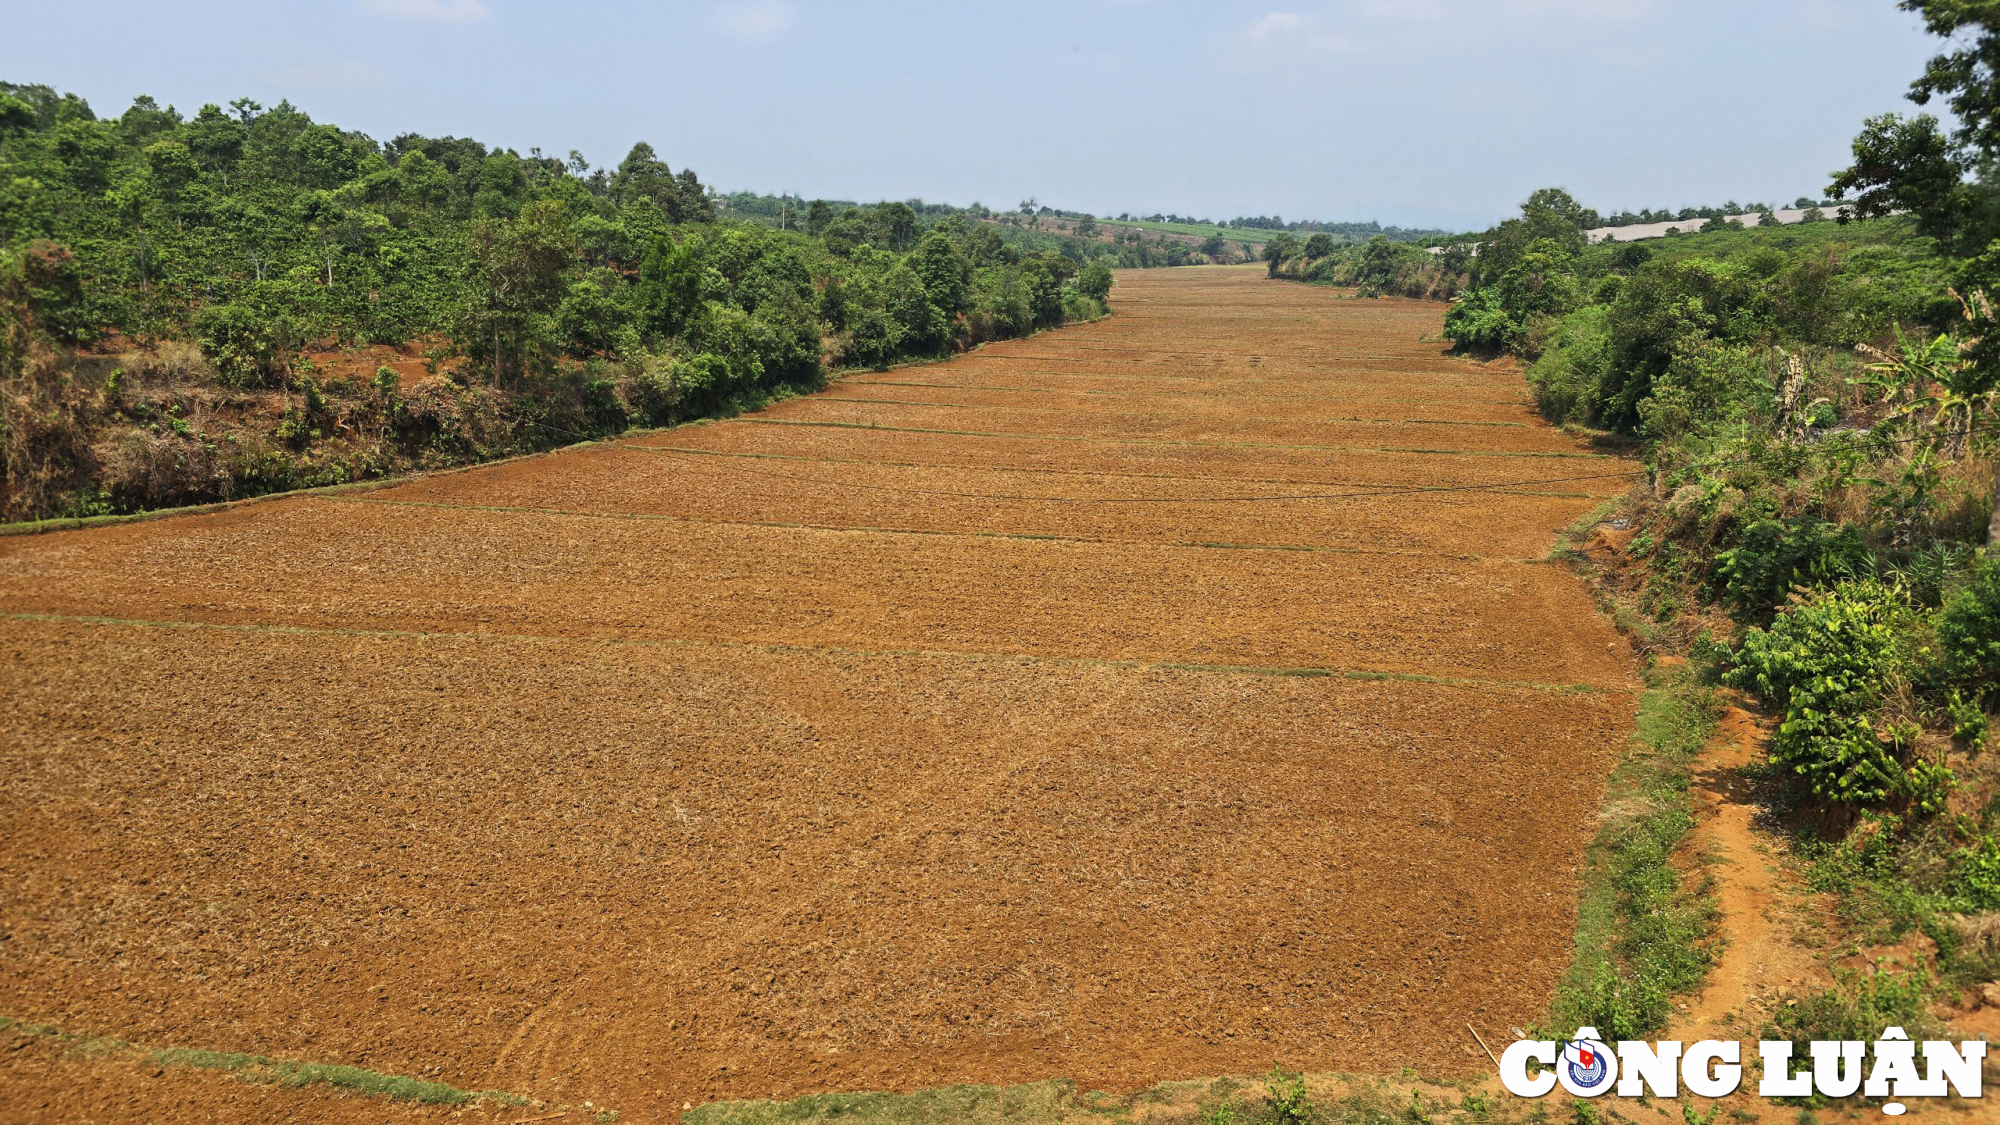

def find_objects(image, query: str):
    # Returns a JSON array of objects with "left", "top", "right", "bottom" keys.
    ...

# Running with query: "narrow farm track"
[{"left": 0, "top": 266, "right": 1638, "bottom": 1121}]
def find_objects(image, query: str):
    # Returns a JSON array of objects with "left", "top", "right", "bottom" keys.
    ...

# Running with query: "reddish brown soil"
[
  {"left": 0, "top": 266, "right": 1638, "bottom": 1122},
  {"left": 298, "top": 340, "right": 438, "bottom": 389},
  {"left": 384, "top": 447, "right": 1611, "bottom": 559},
  {"left": 637, "top": 420, "right": 1627, "bottom": 493},
  {"left": 820, "top": 380, "right": 1541, "bottom": 424},
  {"left": 748, "top": 397, "right": 1578, "bottom": 455}
]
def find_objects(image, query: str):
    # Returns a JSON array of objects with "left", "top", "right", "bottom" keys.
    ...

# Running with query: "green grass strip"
[
  {"left": 1544, "top": 667, "right": 1721, "bottom": 1039},
  {"left": 148, "top": 1049, "right": 514, "bottom": 1106},
  {"left": 0, "top": 1016, "right": 527, "bottom": 1108}
]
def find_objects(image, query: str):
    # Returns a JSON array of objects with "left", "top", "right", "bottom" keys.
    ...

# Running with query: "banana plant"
[
  {"left": 1853, "top": 291, "right": 2000, "bottom": 543},
  {"left": 1854, "top": 323, "right": 1990, "bottom": 460}
]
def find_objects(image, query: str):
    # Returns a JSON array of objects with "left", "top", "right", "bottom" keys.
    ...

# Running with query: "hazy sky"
[{"left": 0, "top": 0, "right": 1950, "bottom": 230}]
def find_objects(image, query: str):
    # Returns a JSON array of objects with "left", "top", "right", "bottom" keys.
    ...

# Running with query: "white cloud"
[
  {"left": 708, "top": 0, "right": 796, "bottom": 41},
  {"left": 359, "top": 0, "right": 491, "bottom": 23},
  {"left": 264, "top": 60, "right": 394, "bottom": 89},
  {"left": 1240, "top": 11, "right": 1355, "bottom": 56}
]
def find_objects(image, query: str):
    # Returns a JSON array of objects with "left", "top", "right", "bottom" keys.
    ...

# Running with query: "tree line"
[{"left": 0, "top": 82, "right": 1119, "bottom": 519}]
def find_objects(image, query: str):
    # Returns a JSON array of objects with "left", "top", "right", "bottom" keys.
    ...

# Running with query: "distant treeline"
[
  {"left": 1262, "top": 231, "right": 1469, "bottom": 300},
  {"left": 714, "top": 191, "right": 1237, "bottom": 268},
  {"left": 1598, "top": 197, "right": 1840, "bottom": 227},
  {"left": 1117, "top": 212, "right": 1447, "bottom": 243}
]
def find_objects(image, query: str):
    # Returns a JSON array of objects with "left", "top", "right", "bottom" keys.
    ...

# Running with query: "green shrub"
[
  {"left": 1636, "top": 337, "right": 1761, "bottom": 442},
  {"left": 629, "top": 361, "right": 679, "bottom": 426},
  {"left": 1074, "top": 261, "right": 1113, "bottom": 303},
  {"left": 670, "top": 352, "right": 733, "bottom": 415},
  {"left": 1262, "top": 1067, "right": 1315, "bottom": 1125},
  {"left": 1948, "top": 689, "right": 1987, "bottom": 750},
  {"left": 1711, "top": 515, "right": 1871, "bottom": 622},
  {"left": 1442, "top": 287, "right": 1514, "bottom": 352},
  {"left": 197, "top": 294, "right": 302, "bottom": 386},
  {"left": 1938, "top": 555, "right": 2000, "bottom": 693},
  {"left": 1728, "top": 582, "right": 1904, "bottom": 805},
  {"left": 1765, "top": 964, "right": 1941, "bottom": 1047},
  {"left": 583, "top": 377, "right": 626, "bottom": 436},
  {"left": 1526, "top": 304, "right": 1612, "bottom": 425},
  {"left": 1951, "top": 836, "right": 2000, "bottom": 912},
  {"left": 1904, "top": 755, "right": 1958, "bottom": 816}
]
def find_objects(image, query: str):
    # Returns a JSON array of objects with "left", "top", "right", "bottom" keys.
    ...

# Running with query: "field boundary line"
[
  {"left": 636, "top": 444, "right": 1612, "bottom": 497},
  {"left": 328, "top": 494, "right": 1553, "bottom": 562},
  {"left": 807, "top": 395, "right": 1534, "bottom": 428},
  {"left": 969, "top": 345, "right": 1464, "bottom": 361},
  {"left": 0, "top": 610, "right": 1625, "bottom": 695},
  {"left": 727, "top": 418, "right": 1619, "bottom": 459},
  {"left": 621, "top": 442, "right": 1640, "bottom": 505},
  {"left": 928, "top": 361, "right": 1527, "bottom": 387},
  {"left": 838, "top": 377, "right": 1533, "bottom": 407}
]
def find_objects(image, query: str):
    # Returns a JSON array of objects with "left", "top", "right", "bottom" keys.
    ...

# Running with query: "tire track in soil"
[{"left": 0, "top": 265, "right": 1639, "bottom": 1123}]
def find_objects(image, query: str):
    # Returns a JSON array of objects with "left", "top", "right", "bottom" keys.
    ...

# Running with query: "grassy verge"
[
  {"left": 1543, "top": 666, "right": 1722, "bottom": 1040},
  {"left": 0, "top": 1015, "right": 530, "bottom": 1108}
]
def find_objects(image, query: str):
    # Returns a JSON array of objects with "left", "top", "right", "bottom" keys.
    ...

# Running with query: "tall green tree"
[{"left": 458, "top": 198, "right": 577, "bottom": 382}]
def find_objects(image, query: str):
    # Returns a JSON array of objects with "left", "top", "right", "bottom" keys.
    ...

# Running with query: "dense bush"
[
  {"left": 1711, "top": 514, "right": 1872, "bottom": 622},
  {"left": 1951, "top": 836, "right": 2000, "bottom": 911},
  {"left": 1269, "top": 234, "right": 1467, "bottom": 300},
  {"left": 1440, "top": 288, "right": 1511, "bottom": 351},
  {"left": 1728, "top": 583, "right": 1905, "bottom": 806},
  {"left": 1937, "top": 556, "right": 2000, "bottom": 693},
  {"left": 1525, "top": 303, "right": 1612, "bottom": 423}
]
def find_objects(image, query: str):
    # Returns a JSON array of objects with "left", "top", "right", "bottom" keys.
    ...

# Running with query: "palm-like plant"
[
  {"left": 1854, "top": 289, "right": 2000, "bottom": 543},
  {"left": 1855, "top": 321, "right": 1993, "bottom": 460}
]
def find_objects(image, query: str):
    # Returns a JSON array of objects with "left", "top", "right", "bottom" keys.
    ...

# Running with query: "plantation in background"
[{"left": 0, "top": 82, "right": 1120, "bottom": 521}]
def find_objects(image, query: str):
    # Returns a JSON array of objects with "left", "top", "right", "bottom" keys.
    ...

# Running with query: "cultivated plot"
[{"left": 0, "top": 266, "right": 1635, "bottom": 1120}]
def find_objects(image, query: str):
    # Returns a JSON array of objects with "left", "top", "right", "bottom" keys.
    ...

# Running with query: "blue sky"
[{"left": 0, "top": 0, "right": 1949, "bottom": 230}]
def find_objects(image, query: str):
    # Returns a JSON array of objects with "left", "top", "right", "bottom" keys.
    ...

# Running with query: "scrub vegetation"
[{"left": 1422, "top": 0, "right": 2000, "bottom": 1041}]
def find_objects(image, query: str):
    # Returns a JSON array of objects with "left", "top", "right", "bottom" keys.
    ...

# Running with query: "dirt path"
[
  {"left": 1676, "top": 705, "right": 1830, "bottom": 1040},
  {"left": 0, "top": 266, "right": 1638, "bottom": 1122}
]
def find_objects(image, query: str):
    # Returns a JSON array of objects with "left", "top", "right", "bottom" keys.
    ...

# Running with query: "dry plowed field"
[{"left": 0, "top": 266, "right": 1637, "bottom": 1122}]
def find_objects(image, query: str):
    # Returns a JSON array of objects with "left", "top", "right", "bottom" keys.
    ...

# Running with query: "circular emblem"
[
  {"left": 1566, "top": 1044, "right": 1607, "bottom": 1086},
  {"left": 1557, "top": 1035, "right": 1617, "bottom": 1096}
]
